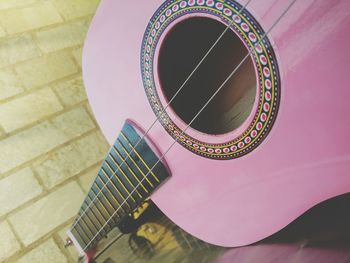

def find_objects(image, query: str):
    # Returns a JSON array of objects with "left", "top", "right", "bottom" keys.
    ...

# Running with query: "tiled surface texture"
[{"left": 0, "top": 1, "right": 105, "bottom": 262}]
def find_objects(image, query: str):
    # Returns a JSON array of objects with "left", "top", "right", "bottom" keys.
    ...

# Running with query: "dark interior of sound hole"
[{"left": 158, "top": 17, "right": 256, "bottom": 135}]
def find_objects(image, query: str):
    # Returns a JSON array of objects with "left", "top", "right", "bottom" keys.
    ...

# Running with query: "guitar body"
[{"left": 83, "top": 0, "right": 350, "bottom": 247}]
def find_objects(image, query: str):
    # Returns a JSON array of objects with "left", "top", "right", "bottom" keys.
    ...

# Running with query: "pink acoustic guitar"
[{"left": 67, "top": 0, "right": 350, "bottom": 261}]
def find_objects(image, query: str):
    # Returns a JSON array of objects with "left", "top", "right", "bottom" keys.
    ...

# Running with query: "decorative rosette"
[{"left": 141, "top": 0, "right": 281, "bottom": 160}]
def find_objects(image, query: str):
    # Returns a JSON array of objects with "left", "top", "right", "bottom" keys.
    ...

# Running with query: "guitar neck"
[{"left": 68, "top": 122, "right": 170, "bottom": 253}]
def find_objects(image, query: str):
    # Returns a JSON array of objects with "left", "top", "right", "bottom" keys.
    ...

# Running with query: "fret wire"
[
  {"left": 100, "top": 170, "right": 130, "bottom": 213},
  {"left": 115, "top": 140, "right": 154, "bottom": 190},
  {"left": 120, "top": 132, "right": 160, "bottom": 183},
  {"left": 85, "top": 192, "right": 112, "bottom": 230},
  {"left": 112, "top": 143, "right": 150, "bottom": 193},
  {"left": 104, "top": 160, "right": 136, "bottom": 203},
  {"left": 81, "top": 197, "right": 106, "bottom": 232},
  {"left": 100, "top": 166, "right": 132, "bottom": 209},
  {"left": 71, "top": 230, "right": 87, "bottom": 251},
  {"left": 95, "top": 175, "right": 125, "bottom": 216},
  {"left": 89, "top": 186, "right": 116, "bottom": 225},
  {"left": 73, "top": 223, "right": 90, "bottom": 246},
  {"left": 71, "top": 228, "right": 87, "bottom": 249},
  {"left": 105, "top": 159, "right": 142, "bottom": 204},
  {"left": 78, "top": 216, "right": 96, "bottom": 241},
  {"left": 111, "top": 146, "right": 151, "bottom": 194},
  {"left": 109, "top": 152, "right": 143, "bottom": 199},
  {"left": 79, "top": 206, "right": 102, "bottom": 234}
]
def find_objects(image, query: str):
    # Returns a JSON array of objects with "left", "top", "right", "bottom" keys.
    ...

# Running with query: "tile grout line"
[
  {"left": 0, "top": 2, "right": 102, "bottom": 262},
  {"left": 0, "top": 71, "right": 82, "bottom": 105},
  {"left": 3, "top": 216, "right": 78, "bottom": 263},
  {"left": 0, "top": 1, "right": 65, "bottom": 36},
  {"left": 0, "top": 0, "right": 48, "bottom": 13},
  {"left": 0, "top": 30, "right": 89, "bottom": 72},
  {"left": 69, "top": 48, "right": 83, "bottom": 70},
  {"left": 83, "top": 102, "right": 101, "bottom": 129},
  {"left": 6, "top": 219, "right": 25, "bottom": 249},
  {"left": 0, "top": 126, "right": 99, "bottom": 180},
  {"left": 0, "top": 13, "right": 94, "bottom": 41},
  {"left": 30, "top": 166, "right": 49, "bottom": 193},
  {"left": 0, "top": 94, "right": 89, "bottom": 137}
]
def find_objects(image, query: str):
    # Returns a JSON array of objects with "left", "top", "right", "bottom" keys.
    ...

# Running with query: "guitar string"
[
  {"left": 70, "top": 0, "right": 252, "bottom": 232},
  {"left": 82, "top": 0, "right": 297, "bottom": 251}
]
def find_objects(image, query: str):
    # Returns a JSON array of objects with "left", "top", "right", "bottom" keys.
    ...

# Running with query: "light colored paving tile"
[
  {"left": 0, "top": 33, "right": 40, "bottom": 68},
  {"left": 84, "top": 102, "right": 97, "bottom": 121},
  {"left": 0, "top": 68, "right": 24, "bottom": 100},
  {"left": 0, "top": 128, "right": 5, "bottom": 138},
  {"left": 51, "top": 107, "right": 95, "bottom": 137},
  {"left": 0, "top": 88, "right": 63, "bottom": 132},
  {"left": 15, "top": 52, "right": 78, "bottom": 89},
  {"left": 0, "top": 2, "right": 63, "bottom": 35},
  {"left": 0, "top": 0, "right": 38, "bottom": 10},
  {"left": 0, "top": 107, "right": 95, "bottom": 173},
  {"left": 34, "top": 131, "right": 108, "bottom": 189},
  {"left": 9, "top": 181, "right": 85, "bottom": 246},
  {"left": 72, "top": 47, "right": 82, "bottom": 67},
  {"left": 15, "top": 239, "right": 68, "bottom": 263},
  {"left": 0, "top": 221, "right": 21, "bottom": 262},
  {"left": 35, "top": 20, "right": 89, "bottom": 53},
  {"left": 78, "top": 164, "right": 100, "bottom": 193},
  {"left": 53, "top": 75, "right": 86, "bottom": 106},
  {"left": 0, "top": 25, "right": 6, "bottom": 37},
  {"left": 0, "top": 168, "right": 42, "bottom": 217},
  {"left": 53, "top": 0, "right": 100, "bottom": 20}
]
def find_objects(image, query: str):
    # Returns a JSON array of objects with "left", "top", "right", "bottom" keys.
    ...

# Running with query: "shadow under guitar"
[
  {"left": 262, "top": 193, "right": 350, "bottom": 248},
  {"left": 94, "top": 193, "right": 350, "bottom": 263}
]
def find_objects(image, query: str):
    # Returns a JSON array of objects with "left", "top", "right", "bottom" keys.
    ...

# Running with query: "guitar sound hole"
[{"left": 158, "top": 17, "right": 257, "bottom": 135}]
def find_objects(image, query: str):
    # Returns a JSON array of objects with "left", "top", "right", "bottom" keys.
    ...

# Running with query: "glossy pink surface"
[{"left": 83, "top": 0, "right": 350, "bottom": 247}]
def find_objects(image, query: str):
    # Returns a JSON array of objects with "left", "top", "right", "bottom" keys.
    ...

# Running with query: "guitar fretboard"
[{"left": 69, "top": 122, "right": 170, "bottom": 252}]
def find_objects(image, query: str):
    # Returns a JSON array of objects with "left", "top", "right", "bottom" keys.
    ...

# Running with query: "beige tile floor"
[{"left": 0, "top": 1, "right": 105, "bottom": 262}]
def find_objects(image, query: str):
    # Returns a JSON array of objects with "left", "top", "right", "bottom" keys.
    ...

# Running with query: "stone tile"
[
  {"left": 84, "top": 103, "right": 97, "bottom": 121},
  {"left": 78, "top": 164, "right": 100, "bottom": 193},
  {"left": 53, "top": 0, "right": 100, "bottom": 20},
  {"left": 0, "top": 128, "right": 5, "bottom": 138},
  {"left": 72, "top": 47, "right": 82, "bottom": 67},
  {"left": 53, "top": 75, "right": 87, "bottom": 106},
  {"left": 9, "top": 181, "right": 85, "bottom": 246},
  {"left": 51, "top": 107, "right": 95, "bottom": 137},
  {"left": 0, "top": 0, "right": 38, "bottom": 10},
  {"left": 0, "top": 33, "right": 40, "bottom": 68},
  {"left": 0, "top": 168, "right": 42, "bottom": 217},
  {"left": 0, "top": 88, "right": 63, "bottom": 132},
  {"left": 15, "top": 239, "right": 68, "bottom": 263},
  {"left": 0, "top": 107, "right": 95, "bottom": 173},
  {"left": 0, "top": 2, "right": 63, "bottom": 35},
  {"left": 0, "top": 25, "right": 6, "bottom": 37},
  {"left": 0, "top": 221, "right": 21, "bottom": 262},
  {"left": 35, "top": 20, "right": 89, "bottom": 53},
  {"left": 0, "top": 68, "right": 24, "bottom": 100},
  {"left": 34, "top": 131, "right": 108, "bottom": 189},
  {"left": 15, "top": 52, "right": 78, "bottom": 89}
]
